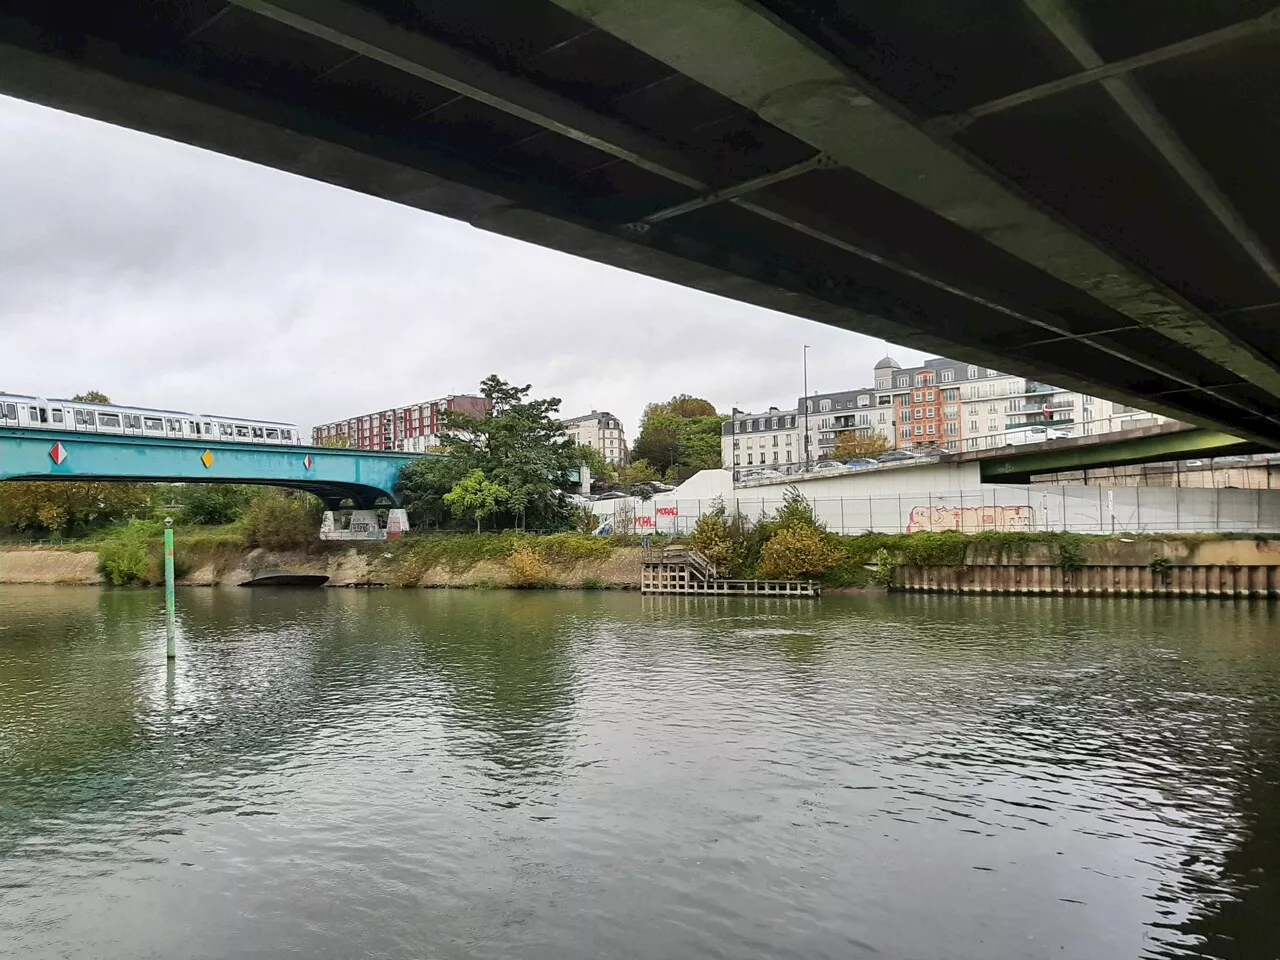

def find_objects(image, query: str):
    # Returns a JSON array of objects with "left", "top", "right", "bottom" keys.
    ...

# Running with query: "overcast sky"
[{"left": 0, "top": 93, "right": 928, "bottom": 436}]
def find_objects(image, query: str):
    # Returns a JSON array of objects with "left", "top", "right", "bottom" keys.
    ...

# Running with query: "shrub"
[
  {"left": 242, "top": 492, "right": 319, "bottom": 550},
  {"left": 689, "top": 507, "right": 743, "bottom": 576},
  {"left": 506, "top": 544, "right": 556, "bottom": 588},
  {"left": 869, "top": 547, "right": 896, "bottom": 587},
  {"left": 570, "top": 505, "right": 600, "bottom": 535},
  {"left": 757, "top": 526, "right": 845, "bottom": 581},
  {"left": 580, "top": 576, "right": 606, "bottom": 590},
  {"left": 181, "top": 485, "right": 250, "bottom": 525},
  {"left": 97, "top": 520, "right": 158, "bottom": 585}
]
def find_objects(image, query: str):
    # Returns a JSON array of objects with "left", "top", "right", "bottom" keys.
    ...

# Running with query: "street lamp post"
[{"left": 802, "top": 345, "right": 811, "bottom": 471}]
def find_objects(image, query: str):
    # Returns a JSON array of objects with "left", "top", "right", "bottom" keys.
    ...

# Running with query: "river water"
[{"left": 1, "top": 587, "right": 1277, "bottom": 959}]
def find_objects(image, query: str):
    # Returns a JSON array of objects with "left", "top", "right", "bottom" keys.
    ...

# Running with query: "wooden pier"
[{"left": 641, "top": 546, "right": 819, "bottom": 597}]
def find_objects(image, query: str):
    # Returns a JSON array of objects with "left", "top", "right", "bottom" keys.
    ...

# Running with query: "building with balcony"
[
  {"left": 562, "top": 410, "right": 628, "bottom": 466},
  {"left": 721, "top": 407, "right": 802, "bottom": 474},
  {"left": 311, "top": 394, "right": 490, "bottom": 452}
]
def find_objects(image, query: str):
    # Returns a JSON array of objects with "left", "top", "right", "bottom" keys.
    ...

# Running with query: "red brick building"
[{"left": 311, "top": 394, "right": 490, "bottom": 452}]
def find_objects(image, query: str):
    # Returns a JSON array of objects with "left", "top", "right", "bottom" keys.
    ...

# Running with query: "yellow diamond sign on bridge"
[{"left": 200, "top": 450, "right": 214, "bottom": 469}]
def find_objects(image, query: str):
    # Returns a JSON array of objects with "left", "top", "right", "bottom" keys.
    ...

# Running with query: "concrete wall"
[{"left": 591, "top": 480, "right": 1280, "bottom": 536}]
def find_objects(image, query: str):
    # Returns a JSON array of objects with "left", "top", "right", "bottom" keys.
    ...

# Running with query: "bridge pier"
[{"left": 318, "top": 508, "right": 410, "bottom": 541}]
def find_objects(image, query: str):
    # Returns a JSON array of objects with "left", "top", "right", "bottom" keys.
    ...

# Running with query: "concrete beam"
[
  {"left": 550, "top": 0, "right": 1280, "bottom": 401},
  {"left": 946, "top": 6, "right": 1280, "bottom": 124},
  {"left": 1023, "top": 0, "right": 1280, "bottom": 292},
  {"left": 964, "top": 424, "right": 1263, "bottom": 483}
]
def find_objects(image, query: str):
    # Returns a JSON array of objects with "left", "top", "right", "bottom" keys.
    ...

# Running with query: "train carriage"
[{"left": 0, "top": 393, "right": 301, "bottom": 445}]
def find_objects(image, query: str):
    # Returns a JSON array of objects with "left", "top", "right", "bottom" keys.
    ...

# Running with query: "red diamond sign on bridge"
[
  {"left": 49, "top": 442, "right": 67, "bottom": 465},
  {"left": 303, "top": 454, "right": 313, "bottom": 470}
]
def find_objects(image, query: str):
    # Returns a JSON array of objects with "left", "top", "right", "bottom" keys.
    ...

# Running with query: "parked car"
[
  {"left": 876, "top": 450, "right": 920, "bottom": 463},
  {"left": 741, "top": 468, "right": 785, "bottom": 480},
  {"left": 813, "top": 460, "right": 845, "bottom": 471},
  {"left": 594, "top": 490, "right": 629, "bottom": 500},
  {"left": 565, "top": 493, "right": 595, "bottom": 507},
  {"left": 843, "top": 458, "right": 878, "bottom": 469}
]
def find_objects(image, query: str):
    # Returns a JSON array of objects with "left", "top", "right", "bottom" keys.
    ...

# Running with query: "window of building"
[
  {"left": 927, "top": 424, "right": 936, "bottom": 435},
  {"left": 878, "top": 412, "right": 887, "bottom": 423},
  {"left": 897, "top": 376, "right": 909, "bottom": 388},
  {"left": 926, "top": 407, "right": 935, "bottom": 418},
  {"left": 967, "top": 366, "right": 979, "bottom": 379},
  {"left": 945, "top": 422, "right": 959, "bottom": 436},
  {"left": 756, "top": 419, "right": 764, "bottom": 430},
  {"left": 988, "top": 419, "right": 998, "bottom": 432},
  {"left": 914, "top": 425, "right": 923, "bottom": 436},
  {"left": 969, "top": 420, "right": 978, "bottom": 433},
  {"left": 819, "top": 399, "right": 831, "bottom": 413},
  {"left": 785, "top": 434, "right": 792, "bottom": 445},
  {"left": 987, "top": 368, "right": 1000, "bottom": 377},
  {"left": 786, "top": 416, "right": 794, "bottom": 428},
  {"left": 744, "top": 420, "right": 752, "bottom": 432},
  {"left": 771, "top": 417, "right": 778, "bottom": 429},
  {"left": 875, "top": 378, "right": 890, "bottom": 390},
  {"left": 926, "top": 391, "right": 935, "bottom": 402},
  {"left": 772, "top": 435, "right": 778, "bottom": 447},
  {"left": 785, "top": 450, "right": 792, "bottom": 462},
  {"left": 940, "top": 369, "right": 954, "bottom": 382},
  {"left": 732, "top": 439, "right": 740, "bottom": 449},
  {"left": 747, "top": 453, "right": 753, "bottom": 465},
  {"left": 772, "top": 451, "right": 779, "bottom": 463},
  {"left": 734, "top": 455, "right": 740, "bottom": 465},
  {"left": 901, "top": 427, "right": 912, "bottom": 439},
  {"left": 858, "top": 395, "right": 870, "bottom": 407}
]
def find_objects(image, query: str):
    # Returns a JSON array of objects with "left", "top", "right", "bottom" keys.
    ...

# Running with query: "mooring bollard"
[{"left": 164, "top": 517, "right": 176, "bottom": 660}]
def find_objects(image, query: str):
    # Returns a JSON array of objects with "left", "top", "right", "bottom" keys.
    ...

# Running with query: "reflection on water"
[{"left": 1, "top": 587, "right": 1277, "bottom": 959}]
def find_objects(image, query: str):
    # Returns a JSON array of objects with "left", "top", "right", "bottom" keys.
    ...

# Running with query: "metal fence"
[{"left": 594, "top": 484, "right": 1280, "bottom": 536}]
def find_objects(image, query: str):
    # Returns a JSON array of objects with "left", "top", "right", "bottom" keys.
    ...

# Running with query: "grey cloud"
[{"left": 0, "top": 93, "right": 927, "bottom": 435}]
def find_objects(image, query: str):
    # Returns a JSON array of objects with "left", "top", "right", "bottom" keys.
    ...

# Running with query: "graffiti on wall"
[{"left": 907, "top": 504, "right": 1035, "bottom": 533}]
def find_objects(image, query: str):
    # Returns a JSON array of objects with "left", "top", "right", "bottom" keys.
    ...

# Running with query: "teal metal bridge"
[{"left": 0, "top": 429, "right": 420, "bottom": 509}]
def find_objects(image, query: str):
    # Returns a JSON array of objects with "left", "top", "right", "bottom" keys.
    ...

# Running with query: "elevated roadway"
[{"left": 1, "top": 2, "right": 1278, "bottom": 442}]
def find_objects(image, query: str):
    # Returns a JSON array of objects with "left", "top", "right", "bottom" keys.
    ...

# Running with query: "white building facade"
[
  {"left": 721, "top": 407, "right": 802, "bottom": 474},
  {"left": 562, "top": 410, "right": 628, "bottom": 466}
]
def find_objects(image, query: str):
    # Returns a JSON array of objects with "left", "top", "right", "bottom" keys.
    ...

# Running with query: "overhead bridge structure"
[
  {"left": 0, "top": 429, "right": 416, "bottom": 509},
  {"left": 2, "top": 2, "right": 1279, "bottom": 444}
]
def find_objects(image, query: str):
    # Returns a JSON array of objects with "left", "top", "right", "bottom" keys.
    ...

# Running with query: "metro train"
[{"left": 0, "top": 393, "right": 303, "bottom": 445}]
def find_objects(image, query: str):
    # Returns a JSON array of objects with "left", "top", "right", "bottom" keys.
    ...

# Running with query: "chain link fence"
[{"left": 593, "top": 484, "right": 1280, "bottom": 537}]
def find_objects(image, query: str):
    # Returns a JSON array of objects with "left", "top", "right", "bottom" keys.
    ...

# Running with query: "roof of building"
[
  {"left": 873, "top": 355, "right": 900, "bottom": 370},
  {"left": 561, "top": 410, "right": 621, "bottom": 426}
]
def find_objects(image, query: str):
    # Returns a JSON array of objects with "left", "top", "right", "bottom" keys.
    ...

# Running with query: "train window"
[
  {"left": 235, "top": 425, "right": 250, "bottom": 438},
  {"left": 202, "top": 423, "right": 212, "bottom": 435},
  {"left": 144, "top": 417, "right": 162, "bottom": 431},
  {"left": 2, "top": 402, "right": 15, "bottom": 420},
  {"left": 265, "top": 428, "right": 279, "bottom": 441},
  {"left": 74, "top": 409, "right": 85, "bottom": 425},
  {"left": 84, "top": 411, "right": 96, "bottom": 426},
  {"left": 219, "top": 424, "right": 232, "bottom": 437},
  {"left": 52, "top": 409, "right": 63, "bottom": 424},
  {"left": 283, "top": 429, "right": 293, "bottom": 441},
  {"left": 29, "top": 406, "right": 38, "bottom": 420},
  {"left": 38, "top": 408, "right": 49, "bottom": 423},
  {"left": 98, "top": 413, "right": 122, "bottom": 428},
  {"left": 252, "top": 427, "right": 264, "bottom": 439}
]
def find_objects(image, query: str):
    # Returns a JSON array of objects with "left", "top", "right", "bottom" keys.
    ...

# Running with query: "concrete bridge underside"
[{"left": 1, "top": 2, "right": 1278, "bottom": 444}]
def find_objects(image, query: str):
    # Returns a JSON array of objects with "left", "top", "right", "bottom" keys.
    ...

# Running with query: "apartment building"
[
  {"left": 799, "top": 384, "right": 893, "bottom": 461},
  {"left": 311, "top": 394, "right": 490, "bottom": 452},
  {"left": 787, "top": 355, "right": 1168, "bottom": 461},
  {"left": 721, "top": 407, "right": 802, "bottom": 472},
  {"left": 562, "top": 410, "right": 628, "bottom": 466}
]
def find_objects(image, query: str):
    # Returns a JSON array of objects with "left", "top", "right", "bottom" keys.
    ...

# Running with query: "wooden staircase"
[{"left": 640, "top": 544, "right": 818, "bottom": 597}]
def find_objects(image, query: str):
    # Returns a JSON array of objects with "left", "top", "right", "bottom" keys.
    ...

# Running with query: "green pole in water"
[{"left": 164, "top": 517, "right": 176, "bottom": 660}]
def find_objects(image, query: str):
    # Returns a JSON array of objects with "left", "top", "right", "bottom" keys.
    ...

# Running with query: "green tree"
[
  {"left": 397, "top": 455, "right": 469, "bottom": 529},
  {"left": 631, "top": 396, "right": 728, "bottom": 482},
  {"left": 0, "top": 480, "right": 151, "bottom": 537},
  {"left": 574, "top": 444, "right": 615, "bottom": 484},
  {"left": 437, "top": 375, "right": 578, "bottom": 530},
  {"left": 71, "top": 391, "right": 111, "bottom": 404},
  {"left": 444, "top": 470, "right": 511, "bottom": 532},
  {"left": 241, "top": 490, "right": 320, "bottom": 549},
  {"left": 179, "top": 485, "right": 250, "bottom": 525}
]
